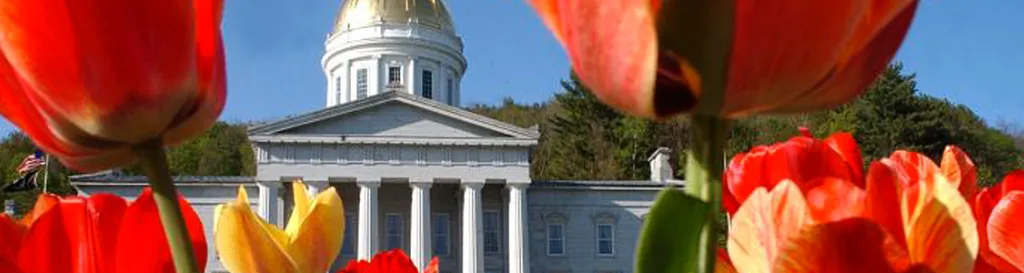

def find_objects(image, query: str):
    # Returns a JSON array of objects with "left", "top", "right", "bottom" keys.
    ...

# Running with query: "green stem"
[
  {"left": 134, "top": 140, "right": 199, "bottom": 273},
  {"left": 685, "top": 114, "right": 729, "bottom": 273}
]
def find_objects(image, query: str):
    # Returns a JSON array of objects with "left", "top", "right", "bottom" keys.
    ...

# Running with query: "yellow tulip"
[{"left": 214, "top": 180, "right": 345, "bottom": 273}]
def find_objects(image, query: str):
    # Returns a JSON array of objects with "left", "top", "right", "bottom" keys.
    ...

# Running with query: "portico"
[{"left": 248, "top": 91, "right": 539, "bottom": 273}]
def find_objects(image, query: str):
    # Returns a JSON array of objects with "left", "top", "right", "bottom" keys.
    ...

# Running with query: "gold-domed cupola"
[{"left": 334, "top": 0, "right": 456, "bottom": 33}]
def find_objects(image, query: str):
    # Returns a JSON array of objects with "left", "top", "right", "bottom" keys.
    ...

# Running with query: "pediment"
[{"left": 249, "top": 91, "right": 538, "bottom": 139}]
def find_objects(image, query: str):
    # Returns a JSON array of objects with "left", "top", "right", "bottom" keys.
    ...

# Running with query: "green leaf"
[{"left": 635, "top": 187, "right": 711, "bottom": 273}]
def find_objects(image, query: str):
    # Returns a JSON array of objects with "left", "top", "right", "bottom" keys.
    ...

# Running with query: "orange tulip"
[
  {"left": 726, "top": 150, "right": 978, "bottom": 273},
  {"left": 0, "top": 190, "right": 207, "bottom": 273},
  {"left": 0, "top": 0, "right": 226, "bottom": 171},
  {"left": 723, "top": 128, "right": 863, "bottom": 216},
  {"left": 973, "top": 171, "right": 1024, "bottom": 273},
  {"left": 528, "top": 0, "right": 918, "bottom": 119}
]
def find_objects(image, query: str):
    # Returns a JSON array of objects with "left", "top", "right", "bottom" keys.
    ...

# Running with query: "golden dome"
[{"left": 334, "top": 0, "right": 455, "bottom": 33}]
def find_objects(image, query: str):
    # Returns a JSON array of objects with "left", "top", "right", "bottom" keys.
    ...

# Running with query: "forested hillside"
[
  {"left": 466, "top": 64, "right": 1024, "bottom": 185},
  {"left": 2, "top": 64, "right": 1022, "bottom": 214}
]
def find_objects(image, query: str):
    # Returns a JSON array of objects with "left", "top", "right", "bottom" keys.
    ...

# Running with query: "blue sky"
[{"left": 1, "top": 0, "right": 1022, "bottom": 134}]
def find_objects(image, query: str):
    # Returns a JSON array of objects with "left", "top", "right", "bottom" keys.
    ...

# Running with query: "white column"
[
  {"left": 507, "top": 182, "right": 530, "bottom": 273},
  {"left": 461, "top": 181, "right": 484, "bottom": 273},
  {"left": 408, "top": 57, "right": 417, "bottom": 95},
  {"left": 257, "top": 181, "right": 281, "bottom": 226},
  {"left": 410, "top": 182, "right": 433, "bottom": 270},
  {"left": 305, "top": 181, "right": 330, "bottom": 199},
  {"left": 357, "top": 181, "right": 381, "bottom": 260}
]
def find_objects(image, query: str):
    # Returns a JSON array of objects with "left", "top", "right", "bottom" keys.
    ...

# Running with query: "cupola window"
[
  {"left": 388, "top": 66, "right": 402, "bottom": 85},
  {"left": 356, "top": 69, "right": 368, "bottom": 99},
  {"left": 422, "top": 70, "right": 433, "bottom": 99}
]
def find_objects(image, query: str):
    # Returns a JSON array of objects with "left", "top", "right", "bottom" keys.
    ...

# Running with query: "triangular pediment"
[{"left": 249, "top": 91, "right": 539, "bottom": 139}]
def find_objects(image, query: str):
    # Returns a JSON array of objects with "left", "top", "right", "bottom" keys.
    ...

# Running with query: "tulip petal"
[
  {"left": 423, "top": 257, "right": 439, "bottom": 273},
  {"left": 16, "top": 194, "right": 127, "bottom": 273},
  {"left": 80, "top": 194, "right": 129, "bottom": 273},
  {"left": 987, "top": 192, "right": 1024, "bottom": 272},
  {"left": 286, "top": 181, "right": 312, "bottom": 237},
  {"left": 215, "top": 186, "right": 297, "bottom": 273},
  {"left": 114, "top": 189, "right": 207, "bottom": 273},
  {"left": 727, "top": 181, "right": 812, "bottom": 273},
  {"left": 823, "top": 132, "right": 865, "bottom": 187},
  {"left": 773, "top": 219, "right": 911, "bottom": 273},
  {"left": 527, "top": 0, "right": 659, "bottom": 118},
  {"left": 998, "top": 171, "right": 1024, "bottom": 197},
  {"left": 16, "top": 198, "right": 73, "bottom": 273},
  {"left": 888, "top": 150, "right": 943, "bottom": 190},
  {"left": 0, "top": 214, "right": 24, "bottom": 270},
  {"left": 724, "top": 0, "right": 867, "bottom": 115},
  {"left": 865, "top": 161, "right": 906, "bottom": 247},
  {"left": 973, "top": 188, "right": 1008, "bottom": 272},
  {"left": 726, "top": 147, "right": 768, "bottom": 214},
  {"left": 764, "top": 1, "right": 918, "bottom": 114},
  {"left": 18, "top": 194, "right": 60, "bottom": 226},
  {"left": 286, "top": 187, "right": 345, "bottom": 273},
  {"left": 0, "top": 55, "right": 128, "bottom": 171},
  {"left": 971, "top": 258, "right": 1002, "bottom": 273},
  {"left": 163, "top": 0, "right": 226, "bottom": 147},
  {"left": 805, "top": 178, "right": 865, "bottom": 222},
  {"left": 903, "top": 170, "right": 978, "bottom": 273},
  {"left": 941, "top": 146, "right": 978, "bottom": 199},
  {"left": 339, "top": 259, "right": 370, "bottom": 273},
  {"left": 367, "top": 249, "right": 420, "bottom": 273},
  {"left": 716, "top": 248, "right": 739, "bottom": 273},
  {"left": 0, "top": 0, "right": 198, "bottom": 144}
]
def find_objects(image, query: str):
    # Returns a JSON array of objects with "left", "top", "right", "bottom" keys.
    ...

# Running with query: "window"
[
  {"left": 446, "top": 78, "right": 453, "bottom": 104},
  {"left": 483, "top": 210, "right": 501, "bottom": 255},
  {"left": 547, "top": 224, "right": 565, "bottom": 255},
  {"left": 432, "top": 213, "right": 450, "bottom": 256},
  {"left": 386, "top": 213, "right": 404, "bottom": 250},
  {"left": 596, "top": 224, "right": 615, "bottom": 256},
  {"left": 356, "top": 69, "right": 368, "bottom": 99},
  {"left": 342, "top": 214, "right": 357, "bottom": 255},
  {"left": 422, "top": 70, "right": 433, "bottom": 99},
  {"left": 388, "top": 66, "right": 402, "bottom": 84}
]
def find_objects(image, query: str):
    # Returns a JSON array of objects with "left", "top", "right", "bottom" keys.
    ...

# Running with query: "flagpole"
[{"left": 42, "top": 154, "right": 49, "bottom": 193}]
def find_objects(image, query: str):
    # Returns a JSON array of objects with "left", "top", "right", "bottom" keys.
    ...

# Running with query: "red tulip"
[
  {"left": 973, "top": 171, "right": 1024, "bottom": 273},
  {"left": 727, "top": 150, "right": 978, "bottom": 273},
  {"left": 723, "top": 128, "right": 863, "bottom": 216},
  {"left": 338, "top": 249, "right": 438, "bottom": 273},
  {"left": 0, "top": 190, "right": 207, "bottom": 273},
  {"left": 528, "top": 0, "right": 918, "bottom": 119},
  {"left": 0, "top": 0, "right": 226, "bottom": 171}
]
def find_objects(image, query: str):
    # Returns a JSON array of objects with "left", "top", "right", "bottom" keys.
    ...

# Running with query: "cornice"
[{"left": 249, "top": 135, "right": 538, "bottom": 147}]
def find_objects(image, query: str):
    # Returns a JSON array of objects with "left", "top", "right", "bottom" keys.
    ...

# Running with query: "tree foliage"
[{"left": 0, "top": 121, "right": 256, "bottom": 216}]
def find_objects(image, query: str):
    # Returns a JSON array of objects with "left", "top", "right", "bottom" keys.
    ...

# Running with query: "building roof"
[
  {"left": 70, "top": 171, "right": 253, "bottom": 186},
  {"left": 248, "top": 91, "right": 540, "bottom": 140},
  {"left": 532, "top": 180, "right": 680, "bottom": 190}
]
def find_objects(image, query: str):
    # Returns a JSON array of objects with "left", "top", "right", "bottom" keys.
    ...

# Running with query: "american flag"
[
  {"left": 16, "top": 153, "right": 45, "bottom": 175},
  {"left": 4, "top": 152, "right": 45, "bottom": 193}
]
